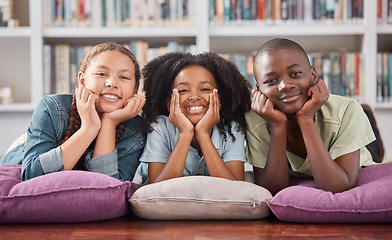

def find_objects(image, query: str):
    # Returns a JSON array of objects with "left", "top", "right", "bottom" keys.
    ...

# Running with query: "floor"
[{"left": 0, "top": 214, "right": 391, "bottom": 240}]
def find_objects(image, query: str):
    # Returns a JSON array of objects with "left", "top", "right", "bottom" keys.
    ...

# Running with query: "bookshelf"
[{"left": 0, "top": 0, "right": 392, "bottom": 156}]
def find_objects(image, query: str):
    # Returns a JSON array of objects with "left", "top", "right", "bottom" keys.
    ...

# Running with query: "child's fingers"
[
  {"left": 127, "top": 94, "right": 146, "bottom": 108},
  {"left": 86, "top": 91, "right": 98, "bottom": 107},
  {"left": 173, "top": 89, "right": 180, "bottom": 113},
  {"left": 264, "top": 98, "right": 275, "bottom": 111},
  {"left": 252, "top": 90, "right": 266, "bottom": 107},
  {"left": 131, "top": 95, "right": 146, "bottom": 114},
  {"left": 169, "top": 89, "right": 182, "bottom": 119},
  {"left": 75, "top": 86, "right": 85, "bottom": 103},
  {"left": 309, "top": 79, "right": 329, "bottom": 102},
  {"left": 168, "top": 90, "right": 174, "bottom": 113},
  {"left": 215, "top": 90, "right": 220, "bottom": 113},
  {"left": 212, "top": 89, "right": 219, "bottom": 113},
  {"left": 317, "top": 79, "right": 329, "bottom": 98}
]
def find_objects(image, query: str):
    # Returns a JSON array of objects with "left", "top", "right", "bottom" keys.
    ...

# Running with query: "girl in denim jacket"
[{"left": 1, "top": 42, "right": 146, "bottom": 181}]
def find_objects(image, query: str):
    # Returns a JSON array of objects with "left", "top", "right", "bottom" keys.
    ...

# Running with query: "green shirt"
[{"left": 245, "top": 94, "right": 376, "bottom": 177}]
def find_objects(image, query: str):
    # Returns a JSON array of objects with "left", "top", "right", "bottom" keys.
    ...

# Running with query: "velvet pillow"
[
  {"left": 0, "top": 165, "right": 139, "bottom": 223},
  {"left": 130, "top": 176, "right": 273, "bottom": 220},
  {"left": 266, "top": 162, "right": 392, "bottom": 223}
]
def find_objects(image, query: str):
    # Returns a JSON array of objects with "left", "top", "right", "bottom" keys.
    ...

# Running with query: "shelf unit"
[
  {"left": 1, "top": 0, "right": 392, "bottom": 155},
  {"left": 0, "top": 0, "right": 386, "bottom": 111}
]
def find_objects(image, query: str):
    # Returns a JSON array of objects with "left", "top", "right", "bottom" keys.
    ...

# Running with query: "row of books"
[
  {"left": 220, "top": 51, "right": 364, "bottom": 99},
  {"left": 43, "top": 41, "right": 197, "bottom": 95},
  {"left": 211, "top": 0, "right": 364, "bottom": 25},
  {"left": 377, "top": 0, "right": 392, "bottom": 25},
  {"left": 377, "top": 52, "right": 392, "bottom": 102},
  {"left": 219, "top": 53, "right": 257, "bottom": 90},
  {"left": 43, "top": 0, "right": 197, "bottom": 27},
  {"left": 43, "top": 42, "right": 365, "bottom": 99},
  {"left": 310, "top": 51, "right": 363, "bottom": 98}
]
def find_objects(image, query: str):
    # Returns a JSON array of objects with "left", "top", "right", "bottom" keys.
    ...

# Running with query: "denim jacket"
[{"left": 0, "top": 94, "right": 146, "bottom": 181}]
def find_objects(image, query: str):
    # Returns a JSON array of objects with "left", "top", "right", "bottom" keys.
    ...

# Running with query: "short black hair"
[
  {"left": 141, "top": 52, "right": 252, "bottom": 141},
  {"left": 254, "top": 38, "right": 310, "bottom": 71}
]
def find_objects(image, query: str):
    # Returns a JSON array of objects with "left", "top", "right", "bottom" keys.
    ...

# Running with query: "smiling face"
[
  {"left": 78, "top": 50, "right": 138, "bottom": 113},
  {"left": 169, "top": 65, "right": 218, "bottom": 124},
  {"left": 254, "top": 48, "right": 318, "bottom": 114}
]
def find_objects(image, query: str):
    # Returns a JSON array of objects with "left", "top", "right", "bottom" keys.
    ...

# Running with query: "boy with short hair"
[{"left": 246, "top": 38, "right": 376, "bottom": 194}]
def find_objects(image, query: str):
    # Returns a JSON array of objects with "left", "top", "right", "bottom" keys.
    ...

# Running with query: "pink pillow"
[
  {"left": 266, "top": 162, "right": 392, "bottom": 223},
  {"left": 0, "top": 165, "right": 139, "bottom": 223}
]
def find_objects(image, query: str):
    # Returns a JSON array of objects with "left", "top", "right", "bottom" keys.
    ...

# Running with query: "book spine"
[
  {"left": 250, "top": 0, "right": 257, "bottom": 20},
  {"left": 209, "top": 0, "right": 216, "bottom": 21},
  {"left": 43, "top": 44, "right": 52, "bottom": 96},
  {"left": 216, "top": 0, "right": 224, "bottom": 23},
  {"left": 224, "top": 0, "right": 231, "bottom": 22},
  {"left": 55, "top": 44, "right": 71, "bottom": 94},
  {"left": 272, "top": 0, "right": 281, "bottom": 20},
  {"left": 242, "top": 0, "right": 251, "bottom": 20},
  {"left": 388, "top": 53, "right": 392, "bottom": 99},
  {"left": 69, "top": 46, "right": 78, "bottom": 92},
  {"left": 281, "top": 0, "right": 288, "bottom": 20},
  {"left": 257, "top": 0, "right": 265, "bottom": 20},
  {"left": 383, "top": 52, "right": 389, "bottom": 100},
  {"left": 377, "top": 53, "right": 383, "bottom": 102}
]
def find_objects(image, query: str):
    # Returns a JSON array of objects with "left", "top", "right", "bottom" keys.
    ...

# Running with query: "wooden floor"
[{"left": 0, "top": 214, "right": 391, "bottom": 240}]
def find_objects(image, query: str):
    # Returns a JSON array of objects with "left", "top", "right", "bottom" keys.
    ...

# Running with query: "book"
[
  {"left": 250, "top": 0, "right": 257, "bottom": 20},
  {"left": 224, "top": 0, "right": 231, "bottom": 22},
  {"left": 92, "top": 0, "right": 103, "bottom": 27},
  {"left": 388, "top": 53, "right": 392, "bottom": 99},
  {"left": 330, "top": 52, "right": 343, "bottom": 96},
  {"left": 215, "top": 0, "right": 224, "bottom": 22},
  {"left": 272, "top": 0, "right": 280, "bottom": 20},
  {"left": 69, "top": 46, "right": 78, "bottom": 92},
  {"left": 43, "top": 44, "right": 53, "bottom": 96},
  {"left": 230, "top": 0, "right": 237, "bottom": 20},
  {"left": 377, "top": 53, "right": 383, "bottom": 102},
  {"left": 242, "top": 0, "right": 251, "bottom": 20},
  {"left": 382, "top": 52, "right": 389, "bottom": 100},
  {"left": 354, "top": 52, "right": 361, "bottom": 97},
  {"left": 321, "top": 55, "right": 332, "bottom": 91},
  {"left": 55, "top": 44, "right": 71, "bottom": 94},
  {"left": 105, "top": 0, "right": 115, "bottom": 26},
  {"left": 281, "top": 0, "right": 288, "bottom": 20},
  {"left": 257, "top": 0, "right": 265, "bottom": 20},
  {"left": 209, "top": 0, "right": 216, "bottom": 21}
]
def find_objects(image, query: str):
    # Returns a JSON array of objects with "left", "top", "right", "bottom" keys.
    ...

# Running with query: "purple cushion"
[
  {"left": 0, "top": 165, "right": 140, "bottom": 223},
  {"left": 266, "top": 162, "right": 392, "bottom": 223}
]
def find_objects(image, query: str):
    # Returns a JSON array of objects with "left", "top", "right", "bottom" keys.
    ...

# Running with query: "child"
[
  {"left": 135, "top": 52, "right": 251, "bottom": 184},
  {"left": 246, "top": 38, "right": 377, "bottom": 194},
  {"left": 0, "top": 42, "right": 146, "bottom": 181}
]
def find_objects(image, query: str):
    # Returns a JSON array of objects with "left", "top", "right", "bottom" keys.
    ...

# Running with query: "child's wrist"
[
  {"left": 178, "top": 130, "right": 194, "bottom": 141},
  {"left": 100, "top": 116, "right": 120, "bottom": 129},
  {"left": 79, "top": 125, "right": 100, "bottom": 139},
  {"left": 297, "top": 116, "right": 315, "bottom": 128},
  {"left": 195, "top": 130, "right": 211, "bottom": 140}
]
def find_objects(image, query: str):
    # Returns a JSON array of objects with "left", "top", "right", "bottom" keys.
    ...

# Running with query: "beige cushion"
[
  {"left": 129, "top": 176, "right": 272, "bottom": 220},
  {"left": 6, "top": 133, "right": 27, "bottom": 154}
]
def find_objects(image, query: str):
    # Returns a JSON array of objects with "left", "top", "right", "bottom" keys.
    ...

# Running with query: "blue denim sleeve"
[
  {"left": 85, "top": 150, "right": 119, "bottom": 179},
  {"left": 21, "top": 97, "right": 66, "bottom": 180}
]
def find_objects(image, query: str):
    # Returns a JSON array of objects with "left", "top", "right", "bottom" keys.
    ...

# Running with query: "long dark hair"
[{"left": 58, "top": 42, "right": 141, "bottom": 170}]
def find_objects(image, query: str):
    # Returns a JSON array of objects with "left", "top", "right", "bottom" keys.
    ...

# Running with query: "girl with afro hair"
[{"left": 135, "top": 52, "right": 251, "bottom": 184}]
